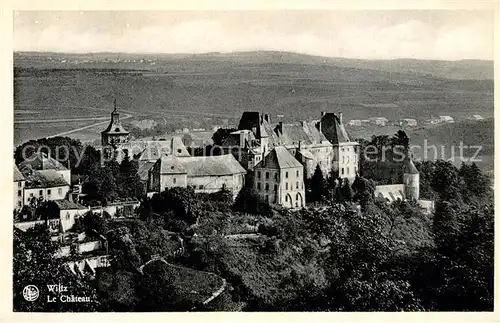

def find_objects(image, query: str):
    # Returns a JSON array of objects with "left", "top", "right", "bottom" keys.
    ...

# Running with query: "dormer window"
[{"left": 115, "top": 128, "right": 120, "bottom": 132}]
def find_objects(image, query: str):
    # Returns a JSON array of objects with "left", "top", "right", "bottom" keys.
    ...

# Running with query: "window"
[
  {"left": 18, "top": 182, "right": 21, "bottom": 188},
  {"left": 265, "top": 172, "right": 269, "bottom": 180},
  {"left": 265, "top": 183, "right": 269, "bottom": 191},
  {"left": 296, "top": 170, "right": 299, "bottom": 177},
  {"left": 47, "top": 189, "right": 51, "bottom": 196},
  {"left": 296, "top": 193, "right": 300, "bottom": 200},
  {"left": 346, "top": 167, "right": 350, "bottom": 175},
  {"left": 58, "top": 188, "right": 62, "bottom": 196},
  {"left": 30, "top": 193, "right": 34, "bottom": 197},
  {"left": 274, "top": 184, "right": 278, "bottom": 191},
  {"left": 199, "top": 185, "right": 204, "bottom": 189},
  {"left": 18, "top": 201, "right": 21, "bottom": 207},
  {"left": 274, "top": 173, "right": 278, "bottom": 181},
  {"left": 257, "top": 182, "right": 261, "bottom": 190},
  {"left": 341, "top": 168, "right": 345, "bottom": 175},
  {"left": 285, "top": 195, "right": 289, "bottom": 202},
  {"left": 296, "top": 181, "right": 299, "bottom": 189},
  {"left": 17, "top": 190, "right": 21, "bottom": 197},
  {"left": 286, "top": 182, "right": 289, "bottom": 190},
  {"left": 257, "top": 171, "right": 261, "bottom": 179},
  {"left": 341, "top": 148, "right": 344, "bottom": 152},
  {"left": 173, "top": 178, "right": 177, "bottom": 184},
  {"left": 342, "top": 156, "right": 345, "bottom": 164},
  {"left": 66, "top": 212, "right": 70, "bottom": 220},
  {"left": 39, "top": 190, "right": 43, "bottom": 196},
  {"left": 285, "top": 171, "right": 289, "bottom": 179}
]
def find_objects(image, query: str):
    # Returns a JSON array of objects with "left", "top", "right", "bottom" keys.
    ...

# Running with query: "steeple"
[{"left": 101, "top": 99, "right": 130, "bottom": 148}]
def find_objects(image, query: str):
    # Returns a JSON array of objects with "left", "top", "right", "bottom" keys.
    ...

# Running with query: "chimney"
[
  {"left": 262, "top": 151, "right": 266, "bottom": 167},
  {"left": 321, "top": 111, "right": 326, "bottom": 117},
  {"left": 264, "top": 114, "right": 270, "bottom": 123},
  {"left": 339, "top": 112, "right": 343, "bottom": 125},
  {"left": 298, "top": 141, "right": 302, "bottom": 150},
  {"left": 277, "top": 121, "right": 283, "bottom": 135}
]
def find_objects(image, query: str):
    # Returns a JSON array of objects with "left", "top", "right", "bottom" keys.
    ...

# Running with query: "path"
[{"left": 47, "top": 113, "right": 133, "bottom": 138}]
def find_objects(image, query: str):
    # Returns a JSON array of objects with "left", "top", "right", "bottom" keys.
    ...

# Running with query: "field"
[{"left": 14, "top": 51, "right": 494, "bottom": 149}]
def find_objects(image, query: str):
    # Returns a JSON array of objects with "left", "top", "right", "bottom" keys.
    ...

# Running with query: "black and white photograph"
[{"left": 10, "top": 6, "right": 495, "bottom": 313}]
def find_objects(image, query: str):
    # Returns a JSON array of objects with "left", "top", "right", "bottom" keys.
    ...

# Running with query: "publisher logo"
[{"left": 22, "top": 285, "right": 39, "bottom": 302}]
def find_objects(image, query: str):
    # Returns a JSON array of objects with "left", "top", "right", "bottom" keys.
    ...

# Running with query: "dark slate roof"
[
  {"left": 255, "top": 146, "right": 302, "bottom": 169},
  {"left": 274, "top": 121, "right": 330, "bottom": 146},
  {"left": 18, "top": 152, "right": 68, "bottom": 175},
  {"left": 403, "top": 157, "right": 419, "bottom": 174},
  {"left": 101, "top": 109, "right": 129, "bottom": 135},
  {"left": 117, "top": 137, "right": 190, "bottom": 161},
  {"left": 24, "top": 170, "right": 70, "bottom": 189},
  {"left": 237, "top": 112, "right": 269, "bottom": 138},
  {"left": 137, "top": 161, "right": 156, "bottom": 181},
  {"left": 54, "top": 199, "right": 87, "bottom": 210},
  {"left": 319, "top": 113, "right": 351, "bottom": 144},
  {"left": 159, "top": 154, "right": 246, "bottom": 176},
  {"left": 14, "top": 164, "right": 25, "bottom": 182},
  {"left": 222, "top": 130, "right": 257, "bottom": 148}
]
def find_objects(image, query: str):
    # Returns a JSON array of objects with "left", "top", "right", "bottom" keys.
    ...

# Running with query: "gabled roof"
[
  {"left": 319, "top": 113, "right": 351, "bottom": 144},
  {"left": 18, "top": 152, "right": 68, "bottom": 175},
  {"left": 137, "top": 160, "right": 156, "bottom": 181},
  {"left": 53, "top": 199, "right": 87, "bottom": 210},
  {"left": 159, "top": 154, "right": 246, "bottom": 177},
  {"left": 117, "top": 137, "right": 190, "bottom": 162},
  {"left": 255, "top": 146, "right": 302, "bottom": 169},
  {"left": 24, "top": 170, "right": 70, "bottom": 189},
  {"left": 375, "top": 184, "right": 405, "bottom": 202},
  {"left": 403, "top": 157, "right": 419, "bottom": 174},
  {"left": 274, "top": 121, "right": 330, "bottom": 146},
  {"left": 14, "top": 164, "right": 25, "bottom": 182}
]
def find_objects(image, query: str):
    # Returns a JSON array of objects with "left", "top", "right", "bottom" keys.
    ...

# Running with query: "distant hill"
[{"left": 14, "top": 50, "right": 493, "bottom": 80}]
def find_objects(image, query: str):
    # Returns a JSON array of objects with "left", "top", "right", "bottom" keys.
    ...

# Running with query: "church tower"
[
  {"left": 101, "top": 99, "right": 130, "bottom": 148},
  {"left": 403, "top": 154, "right": 419, "bottom": 201}
]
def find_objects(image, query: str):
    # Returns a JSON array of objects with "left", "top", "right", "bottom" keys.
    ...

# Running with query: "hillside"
[
  {"left": 13, "top": 51, "right": 493, "bottom": 145},
  {"left": 408, "top": 118, "right": 494, "bottom": 173}
]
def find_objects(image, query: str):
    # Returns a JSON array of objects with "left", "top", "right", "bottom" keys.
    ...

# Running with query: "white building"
[
  {"left": 400, "top": 118, "right": 418, "bottom": 127},
  {"left": 439, "top": 116, "right": 454, "bottom": 123},
  {"left": 14, "top": 164, "right": 25, "bottom": 212},
  {"left": 54, "top": 199, "right": 89, "bottom": 232},
  {"left": 468, "top": 115, "right": 484, "bottom": 121},
  {"left": 149, "top": 154, "right": 246, "bottom": 198},
  {"left": 253, "top": 146, "right": 305, "bottom": 209},
  {"left": 368, "top": 117, "right": 389, "bottom": 126}
]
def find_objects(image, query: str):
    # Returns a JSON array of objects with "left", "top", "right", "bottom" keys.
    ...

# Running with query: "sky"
[{"left": 13, "top": 10, "right": 494, "bottom": 60}]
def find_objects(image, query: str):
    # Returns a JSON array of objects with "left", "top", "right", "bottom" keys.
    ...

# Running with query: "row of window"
[
  {"left": 341, "top": 146, "right": 358, "bottom": 153},
  {"left": 340, "top": 166, "right": 358, "bottom": 176},
  {"left": 341, "top": 155, "right": 357, "bottom": 164},
  {"left": 256, "top": 181, "right": 303, "bottom": 191},
  {"left": 28, "top": 188, "right": 64, "bottom": 197},
  {"left": 256, "top": 170, "right": 300, "bottom": 180}
]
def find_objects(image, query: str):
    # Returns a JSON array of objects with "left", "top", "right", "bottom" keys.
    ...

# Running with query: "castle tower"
[
  {"left": 403, "top": 155, "right": 419, "bottom": 201},
  {"left": 101, "top": 100, "right": 130, "bottom": 148}
]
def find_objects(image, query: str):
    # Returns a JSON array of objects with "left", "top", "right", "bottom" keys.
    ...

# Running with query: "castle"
[{"left": 96, "top": 107, "right": 425, "bottom": 210}]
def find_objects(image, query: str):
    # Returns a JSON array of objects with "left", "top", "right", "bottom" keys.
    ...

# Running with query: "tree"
[
  {"left": 340, "top": 178, "right": 353, "bottom": 202},
  {"left": 431, "top": 160, "right": 463, "bottom": 201},
  {"left": 308, "top": 165, "right": 327, "bottom": 202},
  {"left": 211, "top": 128, "right": 237, "bottom": 146},
  {"left": 459, "top": 162, "right": 491, "bottom": 202}
]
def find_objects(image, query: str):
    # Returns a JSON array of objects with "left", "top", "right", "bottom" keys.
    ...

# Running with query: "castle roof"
[
  {"left": 53, "top": 199, "right": 87, "bottom": 210},
  {"left": 403, "top": 157, "right": 419, "bottom": 174},
  {"left": 255, "top": 146, "right": 303, "bottom": 169},
  {"left": 117, "top": 137, "right": 190, "bottom": 162},
  {"left": 274, "top": 121, "right": 330, "bottom": 146},
  {"left": 101, "top": 108, "right": 129, "bottom": 135},
  {"left": 159, "top": 154, "right": 246, "bottom": 177},
  {"left": 319, "top": 113, "right": 351, "bottom": 144}
]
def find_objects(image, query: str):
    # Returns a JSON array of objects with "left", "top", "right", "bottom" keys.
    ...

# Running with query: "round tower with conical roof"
[{"left": 403, "top": 154, "right": 419, "bottom": 201}]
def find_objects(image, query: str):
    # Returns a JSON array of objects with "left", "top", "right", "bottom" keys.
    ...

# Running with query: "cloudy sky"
[{"left": 14, "top": 10, "right": 493, "bottom": 60}]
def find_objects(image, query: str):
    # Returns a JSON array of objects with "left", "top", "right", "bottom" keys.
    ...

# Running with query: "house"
[
  {"left": 253, "top": 146, "right": 305, "bottom": 209},
  {"left": 101, "top": 105, "right": 130, "bottom": 148},
  {"left": 348, "top": 119, "right": 362, "bottom": 126},
  {"left": 22, "top": 170, "right": 71, "bottom": 206},
  {"left": 53, "top": 199, "right": 89, "bottom": 232},
  {"left": 18, "top": 152, "right": 71, "bottom": 185},
  {"left": 468, "top": 115, "right": 484, "bottom": 121},
  {"left": 368, "top": 117, "right": 389, "bottom": 126},
  {"left": 439, "top": 116, "right": 454, "bottom": 123},
  {"left": 148, "top": 154, "right": 247, "bottom": 198},
  {"left": 318, "top": 112, "right": 359, "bottom": 184},
  {"left": 400, "top": 118, "right": 418, "bottom": 127},
  {"left": 14, "top": 164, "right": 25, "bottom": 212}
]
